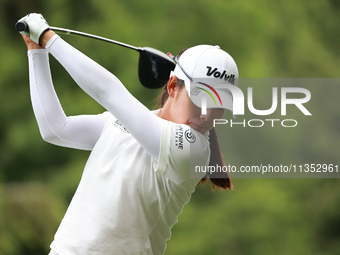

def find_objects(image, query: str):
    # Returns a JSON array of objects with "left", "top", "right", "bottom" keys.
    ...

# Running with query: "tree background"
[{"left": 0, "top": 0, "right": 339, "bottom": 254}]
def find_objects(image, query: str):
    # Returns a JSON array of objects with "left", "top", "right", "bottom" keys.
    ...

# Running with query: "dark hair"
[{"left": 155, "top": 80, "right": 232, "bottom": 191}]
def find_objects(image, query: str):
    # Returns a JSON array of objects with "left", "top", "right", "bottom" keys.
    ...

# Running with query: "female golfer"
[{"left": 19, "top": 13, "right": 238, "bottom": 255}]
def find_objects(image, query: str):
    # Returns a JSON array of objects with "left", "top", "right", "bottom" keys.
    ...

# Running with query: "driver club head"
[{"left": 138, "top": 47, "right": 176, "bottom": 89}]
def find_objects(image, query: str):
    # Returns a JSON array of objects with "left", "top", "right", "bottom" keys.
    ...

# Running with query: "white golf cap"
[{"left": 170, "top": 45, "right": 239, "bottom": 112}]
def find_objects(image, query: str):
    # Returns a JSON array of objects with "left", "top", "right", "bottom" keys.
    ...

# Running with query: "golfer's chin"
[{"left": 190, "top": 122, "right": 211, "bottom": 134}]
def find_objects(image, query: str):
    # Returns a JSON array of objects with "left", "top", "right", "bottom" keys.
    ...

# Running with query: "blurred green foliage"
[{"left": 0, "top": 0, "right": 339, "bottom": 254}]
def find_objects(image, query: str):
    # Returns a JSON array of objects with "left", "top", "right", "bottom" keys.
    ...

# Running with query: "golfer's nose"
[
  {"left": 200, "top": 108, "right": 225, "bottom": 122},
  {"left": 200, "top": 109, "right": 214, "bottom": 121}
]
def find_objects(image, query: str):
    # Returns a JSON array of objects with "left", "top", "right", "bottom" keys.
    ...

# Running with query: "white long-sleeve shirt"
[{"left": 28, "top": 35, "right": 210, "bottom": 255}]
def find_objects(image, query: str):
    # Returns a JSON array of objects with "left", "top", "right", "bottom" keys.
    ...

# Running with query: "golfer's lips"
[{"left": 189, "top": 122, "right": 209, "bottom": 131}]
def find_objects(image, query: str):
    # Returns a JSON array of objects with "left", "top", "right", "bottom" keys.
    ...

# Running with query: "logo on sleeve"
[
  {"left": 114, "top": 120, "right": 129, "bottom": 134},
  {"left": 175, "top": 125, "right": 184, "bottom": 150},
  {"left": 185, "top": 130, "right": 196, "bottom": 143}
]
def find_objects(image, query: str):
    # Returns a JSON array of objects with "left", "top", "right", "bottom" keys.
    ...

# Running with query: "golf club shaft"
[{"left": 16, "top": 21, "right": 141, "bottom": 52}]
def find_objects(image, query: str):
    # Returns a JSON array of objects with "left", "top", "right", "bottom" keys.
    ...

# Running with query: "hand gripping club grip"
[{"left": 16, "top": 21, "right": 28, "bottom": 32}]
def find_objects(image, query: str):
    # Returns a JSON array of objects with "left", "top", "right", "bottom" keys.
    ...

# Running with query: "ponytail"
[
  {"left": 198, "top": 128, "right": 232, "bottom": 190},
  {"left": 155, "top": 81, "right": 232, "bottom": 191}
]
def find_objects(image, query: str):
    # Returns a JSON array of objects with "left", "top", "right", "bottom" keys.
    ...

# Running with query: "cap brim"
[
  {"left": 170, "top": 66, "right": 234, "bottom": 112},
  {"left": 188, "top": 81, "right": 233, "bottom": 112}
]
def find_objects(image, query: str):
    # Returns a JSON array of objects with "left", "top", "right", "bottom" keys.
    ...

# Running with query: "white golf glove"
[{"left": 17, "top": 13, "right": 49, "bottom": 45}]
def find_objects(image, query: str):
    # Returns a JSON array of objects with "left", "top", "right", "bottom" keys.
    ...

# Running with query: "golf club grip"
[
  {"left": 16, "top": 21, "right": 28, "bottom": 32},
  {"left": 15, "top": 20, "right": 141, "bottom": 52}
]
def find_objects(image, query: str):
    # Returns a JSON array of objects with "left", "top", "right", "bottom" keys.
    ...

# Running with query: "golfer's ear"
[{"left": 167, "top": 76, "right": 178, "bottom": 98}]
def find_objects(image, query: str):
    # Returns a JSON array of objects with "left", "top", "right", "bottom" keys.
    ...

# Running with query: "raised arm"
[
  {"left": 23, "top": 35, "right": 108, "bottom": 150},
  {"left": 41, "top": 31, "right": 162, "bottom": 160},
  {"left": 19, "top": 13, "right": 162, "bottom": 159}
]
